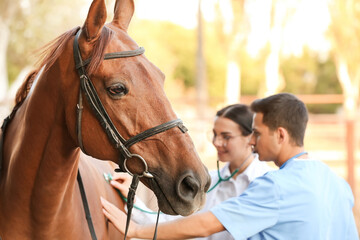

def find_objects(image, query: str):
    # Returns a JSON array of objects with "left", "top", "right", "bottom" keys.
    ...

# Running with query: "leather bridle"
[
  {"left": 73, "top": 30, "right": 187, "bottom": 177},
  {"left": 73, "top": 30, "right": 185, "bottom": 240}
]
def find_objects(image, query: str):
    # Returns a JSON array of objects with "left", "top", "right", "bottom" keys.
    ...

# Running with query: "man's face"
[{"left": 249, "top": 112, "right": 279, "bottom": 163}]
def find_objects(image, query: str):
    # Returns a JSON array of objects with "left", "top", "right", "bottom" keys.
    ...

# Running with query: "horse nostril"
[{"left": 177, "top": 174, "right": 200, "bottom": 201}]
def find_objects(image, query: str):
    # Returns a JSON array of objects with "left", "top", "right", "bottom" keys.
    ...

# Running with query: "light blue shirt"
[
  {"left": 130, "top": 155, "right": 272, "bottom": 240},
  {"left": 211, "top": 158, "right": 358, "bottom": 240}
]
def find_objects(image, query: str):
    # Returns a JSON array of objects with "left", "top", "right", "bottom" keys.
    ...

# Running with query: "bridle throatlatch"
[{"left": 73, "top": 29, "right": 187, "bottom": 240}]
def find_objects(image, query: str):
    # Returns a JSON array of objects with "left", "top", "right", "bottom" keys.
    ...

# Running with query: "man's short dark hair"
[{"left": 250, "top": 93, "right": 308, "bottom": 146}]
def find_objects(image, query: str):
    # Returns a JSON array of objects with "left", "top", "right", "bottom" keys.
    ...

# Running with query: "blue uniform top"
[{"left": 210, "top": 158, "right": 359, "bottom": 240}]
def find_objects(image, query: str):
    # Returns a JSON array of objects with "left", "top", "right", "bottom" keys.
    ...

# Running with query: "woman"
[{"left": 104, "top": 104, "right": 272, "bottom": 240}]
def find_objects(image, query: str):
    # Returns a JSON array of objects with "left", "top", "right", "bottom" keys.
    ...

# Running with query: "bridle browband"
[{"left": 73, "top": 29, "right": 186, "bottom": 240}]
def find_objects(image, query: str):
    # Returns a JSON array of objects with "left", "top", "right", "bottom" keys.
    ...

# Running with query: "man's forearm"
[{"left": 135, "top": 211, "right": 225, "bottom": 239}]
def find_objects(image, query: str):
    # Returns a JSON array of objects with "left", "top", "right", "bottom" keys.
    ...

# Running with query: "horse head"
[{"left": 61, "top": 0, "right": 210, "bottom": 216}]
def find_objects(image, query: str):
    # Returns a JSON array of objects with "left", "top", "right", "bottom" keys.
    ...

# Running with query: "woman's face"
[{"left": 212, "top": 116, "right": 251, "bottom": 164}]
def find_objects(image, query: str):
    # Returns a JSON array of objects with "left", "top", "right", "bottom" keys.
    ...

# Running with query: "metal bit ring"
[{"left": 123, "top": 154, "right": 154, "bottom": 178}]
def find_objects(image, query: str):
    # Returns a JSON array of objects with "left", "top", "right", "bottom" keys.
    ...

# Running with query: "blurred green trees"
[
  {"left": 3, "top": 0, "right": 351, "bottom": 114},
  {"left": 5, "top": 0, "right": 86, "bottom": 86},
  {"left": 130, "top": 19, "right": 342, "bottom": 112}
]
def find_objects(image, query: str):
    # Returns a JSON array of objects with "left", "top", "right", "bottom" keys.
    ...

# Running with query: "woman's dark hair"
[
  {"left": 250, "top": 93, "right": 308, "bottom": 146},
  {"left": 216, "top": 104, "right": 253, "bottom": 136}
]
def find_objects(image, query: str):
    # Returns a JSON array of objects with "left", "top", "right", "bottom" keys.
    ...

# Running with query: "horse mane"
[
  {"left": 14, "top": 70, "right": 38, "bottom": 107},
  {"left": 14, "top": 26, "right": 113, "bottom": 107}
]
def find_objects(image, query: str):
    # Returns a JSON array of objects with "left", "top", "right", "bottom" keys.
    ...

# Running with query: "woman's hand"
[
  {"left": 101, "top": 197, "right": 138, "bottom": 237},
  {"left": 110, "top": 172, "right": 133, "bottom": 199}
]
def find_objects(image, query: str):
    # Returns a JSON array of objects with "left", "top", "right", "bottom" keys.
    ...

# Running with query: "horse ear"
[
  {"left": 82, "top": 0, "right": 107, "bottom": 41},
  {"left": 112, "top": 0, "right": 134, "bottom": 31}
]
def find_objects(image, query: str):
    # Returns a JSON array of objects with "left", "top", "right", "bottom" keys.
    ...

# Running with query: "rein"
[{"left": 73, "top": 30, "right": 185, "bottom": 240}]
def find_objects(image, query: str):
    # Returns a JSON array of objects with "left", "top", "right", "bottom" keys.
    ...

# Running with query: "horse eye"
[{"left": 107, "top": 83, "right": 128, "bottom": 97}]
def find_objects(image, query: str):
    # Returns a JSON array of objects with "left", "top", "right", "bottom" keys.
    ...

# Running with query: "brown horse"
[{"left": 0, "top": 0, "right": 210, "bottom": 239}]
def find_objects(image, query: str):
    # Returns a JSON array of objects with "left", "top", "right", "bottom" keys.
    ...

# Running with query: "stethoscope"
[
  {"left": 207, "top": 152, "right": 254, "bottom": 193},
  {"left": 207, "top": 151, "right": 308, "bottom": 193},
  {"left": 103, "top": 151, "right": 308, "bottom": 214},
  {"left": 103, "top": 152, "right": 254, "bottom": 214}
]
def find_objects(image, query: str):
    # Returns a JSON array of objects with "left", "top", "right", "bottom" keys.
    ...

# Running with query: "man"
[{"left": 101, "top": 93, "right": 358, "bottom": 240}]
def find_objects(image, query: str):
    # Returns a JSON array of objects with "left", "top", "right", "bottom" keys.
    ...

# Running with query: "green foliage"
[
  {"left": 204, "top": 26, "right": 227, "bottom": 99},
  {"left": 4, "top": 1, "right": 347, "bottom": 116},
  {"left": 281, "top": 49, "right": 317, "bottom": 94},
  {"left": 281, "top": 48, "right": 341, "bottom": 95},
  {"left": 314, "top": 56, "right": 341, "bottom": 94},
  {"left": 7, "top": 63, "right": 21, "bottom": 86},
  {"left": 280, "top": 48, "right": 342, "bottom": 113},
  {"left": 129, "top": 20, "right": 196, "bottom": 87},
  {"left": 129, "top": 19, "right": 229, "bottom": 99},
  {"left": 130, "top": 19, "right": 343, "bottom": 114},
  {"left": 306, "top": 103, "right": 342, "bottom": 114},
  {"left": 328, "top": 0, "right": 360, "bottom": 82},
  {"left": 7, "top": 0, "right": 86, "bottom": 84},
  {"left": 240, "top": 49, "right": 266, "bottom": 95}
]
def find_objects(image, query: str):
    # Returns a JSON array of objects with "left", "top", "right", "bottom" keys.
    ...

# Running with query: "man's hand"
[{"left": 101, "top": 195, "right": 224, "bottom": 239}]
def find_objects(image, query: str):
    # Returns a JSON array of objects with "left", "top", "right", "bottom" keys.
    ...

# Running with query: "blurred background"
[{"left": 0, "top": 0, "right": 359, "bottom": 235}]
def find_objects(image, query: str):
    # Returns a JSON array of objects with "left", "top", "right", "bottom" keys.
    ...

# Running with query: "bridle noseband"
[{"left": 73, "top": 30, "right": 186, "bottom": 239}]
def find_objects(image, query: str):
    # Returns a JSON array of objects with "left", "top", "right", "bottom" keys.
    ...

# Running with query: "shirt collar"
[
  {"left": 220, "top": 160, "right": 255, "bottom": 181},
  {"left": 280, "top": 151, "right": 308, "bottom": 169}
]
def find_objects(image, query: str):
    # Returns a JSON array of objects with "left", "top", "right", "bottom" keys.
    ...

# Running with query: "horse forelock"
[
  {"left": 35, "top": 25, "right": 113, "bottom": 77},
  {"left": 86, "top": 26, "right": 113, "bottom": 76}
]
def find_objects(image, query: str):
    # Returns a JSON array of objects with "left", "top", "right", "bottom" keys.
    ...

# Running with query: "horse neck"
[{"left": 1, "top": 65, "right": 81, "bottom": 235}]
